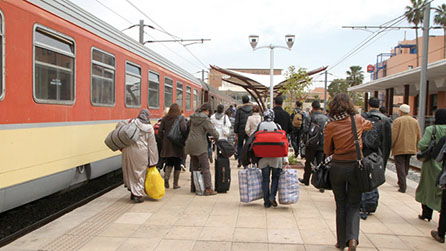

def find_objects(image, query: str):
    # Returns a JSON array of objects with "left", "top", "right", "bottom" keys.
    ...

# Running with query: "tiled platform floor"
[{"left": 2, "top": 158, "right": 446, "bottom": 251}]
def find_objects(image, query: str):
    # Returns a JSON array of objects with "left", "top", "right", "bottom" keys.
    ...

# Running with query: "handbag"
[
  {"left": 222, "top": 115, "right": 231, "bottom": 137},
  {"left": 311, "top": 155, "right": 332, "bottom": 190},
  {"left": 417, "top": 126, "right": 437, "bottom": 162},
  {"left": 167, "top": 116, "right": 186, "bottom": 146},
  {"left": 351, "top": 114, "right": 386, "bottom": 193}
]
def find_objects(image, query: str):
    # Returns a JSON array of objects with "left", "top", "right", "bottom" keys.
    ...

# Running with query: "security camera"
[
  {"left": 285, "top": 35, "right": 295, "bottom": 49},
  {"left": 249, "top": 35, "right": 259, "bottom": 49}
]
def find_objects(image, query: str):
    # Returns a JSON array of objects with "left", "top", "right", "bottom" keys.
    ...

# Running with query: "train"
[{"left": 0, "top": 0, "right": 234, "bottom": 213}]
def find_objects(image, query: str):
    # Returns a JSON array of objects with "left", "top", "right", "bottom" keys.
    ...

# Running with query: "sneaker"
[
  {"left": 431, "top": 230, "right": 445, "bottom": 243},
  {"left": 204, "top": 189, "right": 217, "bottom": 196},
  {"left": 418, "top": 214, "right": 431, "bottom": 222},
  {"left": 180, "top": 164, "right": 186, "bottom": 172}
]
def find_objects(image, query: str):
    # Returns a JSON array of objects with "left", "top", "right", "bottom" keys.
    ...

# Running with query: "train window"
[
  {"left": 176, "top": 82, "right": 183, "bottom": 107},
  {"left": 148, "top": 71, "right": 159, "bottom": 108},
  {"left": 0, "top": 10, "right": 3, "bottom": 101},
  {"left": 193, "top": 89, "right": 198, "bottom": 111},
  {"left": 164, "top": 77, "right": 173, "bottom": 109},
  {"left": 33, "top": 26, "right": 75, "bottom": 104},
  {"left": 91, "top": 48, "right": 115, "bottom": 106},
  {"left": 185, "top": 86, "right": 191, "bottom": 111},
  {"left": 125, "top": 62, "right": 141, "bottom": 107}
]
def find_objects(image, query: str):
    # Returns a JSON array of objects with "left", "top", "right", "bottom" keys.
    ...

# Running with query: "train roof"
[{"left": 26, "top": 0, "right": 203, "bottom": 87}]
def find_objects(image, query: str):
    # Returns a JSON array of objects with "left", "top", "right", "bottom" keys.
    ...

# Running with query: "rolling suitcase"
[
  {"left": 215, "top": 153, "right": 231, "bottom": 193},
  {"left": 360, "top": 188, "right": 379, "bottom": 220}
]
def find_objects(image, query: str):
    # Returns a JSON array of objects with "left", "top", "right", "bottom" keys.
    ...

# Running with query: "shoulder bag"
[
  {"left": 351, "top": 114, "right": 386, "bottom": 193},
  {"left": 222, "top": 115, "right": 231, "bottom": 137},
  {"left": 167, "top": 116, "right": 186, "bottom": 146},
  {"left": 311, "top": 155, "right": 332, "bottom": 190},
  {"left": 416, "top": 126, "right": 437, "bottom": 162}
]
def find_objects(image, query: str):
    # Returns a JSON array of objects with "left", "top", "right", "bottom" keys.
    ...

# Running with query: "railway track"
[{"left": 0, "top": 171, "right": 123, "bottom": 248}]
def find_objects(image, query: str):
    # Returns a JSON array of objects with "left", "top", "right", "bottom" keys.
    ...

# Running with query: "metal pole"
[
  {"left": 324, "top": 71, "right": 328, "bottom": 113},
  {"left": 139, "top": 20, "right": 144, "bottom": 44},
  {"left": 269, "top": 46, "right": 274, "bottom": 109},
  {"left": 418, "top": 2, "right": 430, "bottom": 134}
]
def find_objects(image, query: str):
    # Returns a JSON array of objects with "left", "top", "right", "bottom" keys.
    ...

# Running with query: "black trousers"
[
  {"left": 330, "top": 160, "right": 361, "bottom": 248},
  {"left": 302, "top": 149, "right": 325, "bottom": 184},
  {"left": 165, "top": 157, "right": 182, "bottom": 171},
  {"left": 394, "top": 154, "right": 411, "bottom": 192},
  {"left": 438, "top": 190, "right": 446, "bottom": 238},
  {"left": 291, "top": 130, "right": 301, "bottom": 157}
]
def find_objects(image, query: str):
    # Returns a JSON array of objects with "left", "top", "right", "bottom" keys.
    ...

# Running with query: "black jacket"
[
  {"left": 362, "top": 109, "right": 392, "bottom": 166},
  {"left": 305, "top": 111, "right": 329, "bottom": 151},
  {"left": 273, "top": 106, "right": 292, "bottom": 135},
  {"left": 234, "top": 104, "right": 253, "bottom": 135}
]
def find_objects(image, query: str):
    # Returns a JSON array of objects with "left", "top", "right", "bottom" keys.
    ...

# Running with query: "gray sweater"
[{"left": 185, "top": 112, "right": 219, "bottom": 156}]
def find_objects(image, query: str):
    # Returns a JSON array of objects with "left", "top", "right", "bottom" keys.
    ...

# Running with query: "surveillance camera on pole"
[
  {"left": 249, "top": 35, "right": 259, "bottom": 49},
  {"left": 285, "top": 35, "right": 295, "bottom": 49}
]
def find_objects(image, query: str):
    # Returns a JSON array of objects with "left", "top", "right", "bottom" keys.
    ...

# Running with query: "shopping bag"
[
  {"left": 278, "top": 168, "right": 299, "bottom": 205},
  {"left": 238, "top": 168, "right": 263, "bottom": 203},
  {"left": 193, "top": 171, "right": 205, "bottom": 196},
  {"left": 144, "top": 166, "right": 165, "bottom": 199}
]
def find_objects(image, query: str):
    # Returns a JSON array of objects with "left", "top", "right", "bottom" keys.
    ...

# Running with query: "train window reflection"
[
  {"left": 34, "top": 26, "right": 75, "bottom": 104},
  {"left": 176, "top": 82, "right": 183, "bottom": 108},
  {"left": 148, "top": 71, "right": 159, "bottom": 108},
  {"left": 193, "top": 89, "right": 198, "bottom": 111},
  {"left": 125, "top": 61, "right": 141, "bottom": 108},
  {"left": 186, "top": 86, "right": 191, "bottom": 111},
  {"left": 91, "top": 48, "right": 115, "bottom": 106},
  {"left": 164, "top": 77, "right": 173, "bottom": 109}
]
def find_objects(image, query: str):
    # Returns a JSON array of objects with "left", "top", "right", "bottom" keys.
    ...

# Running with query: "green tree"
[
  {"left": 405, "top": 0, "right": 426, "bottom": 67},
  {"left": 327, "top": 78, "right": 349, "bottom": 103},
  {"left": 346, "top": 66, "right": 364, "bottom": 105},
  {"left": 280, "top": 66, "right": 312, "bottom": 113},
  {"left": 434, "top": 4, "right": 446, "bottom": 59}
]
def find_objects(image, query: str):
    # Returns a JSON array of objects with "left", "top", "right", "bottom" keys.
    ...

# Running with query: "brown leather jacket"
[{"left": 324, "top": 114, "right": 372, "bottom": 161}]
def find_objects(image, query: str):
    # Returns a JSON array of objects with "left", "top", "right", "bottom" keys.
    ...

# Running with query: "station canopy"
[{"left": 210, "top": 65, "right": 328, "bottom": 110}]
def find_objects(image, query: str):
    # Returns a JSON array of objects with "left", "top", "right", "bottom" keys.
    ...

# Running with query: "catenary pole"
[
  {"left": 139, "top": 20, "right": 144, "bottom": 44},
  {"left": 270, "top": 46, "right": 274, "bottom": 109},
  {"left": 418, "top": 2, "right": 430, "bottom": 134},
  {"left": 324, "top": 71, "right": 328, "bottom": 113}
]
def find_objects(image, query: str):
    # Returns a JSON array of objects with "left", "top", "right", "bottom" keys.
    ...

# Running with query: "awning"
[{"left": 348, "top": 59, "right": 446, "bottom": 96}]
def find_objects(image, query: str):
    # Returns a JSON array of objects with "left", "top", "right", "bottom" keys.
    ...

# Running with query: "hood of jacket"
[
  {"left": 214, "top": 112, "right": 224, "bottom": 120},
  {"left": 135, "top": 118, "right": 152, "bottom": 133},
  {"left": 238, "top": 104, "right": 253, "bottom": 114},
  {"left": 190, "top": 112, "right": 209, "bottom": 126}
]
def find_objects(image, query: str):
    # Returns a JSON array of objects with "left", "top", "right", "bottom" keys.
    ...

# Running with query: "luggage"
[
  {"left": 360, "top": 189, "right": 379, "bottom": 214},
  {"left": 193, "top": 170, "right": 205, "bottom": 196},
  {"left": 311, "top": 155, "right": 332, "bottom": 190},
  {"left": 238, "top": 168, "right": 263, "bottom": 203},
  {"left": 167, "top": 116, "right": 186, "bottom": 146},
  {"left": 215, "top": 154, "right": 231, "bottom": 193},
  {"left": 278, "top": 168, "right": 299, "bottom": 204},
  {"left": 252, "top": 129, "right": 288, "bottom": 157},
  {"left": 217, "top": 139, "right": 235, "bottom": 158},
  {"left": 104, "top": 119, "right": 140, "bottom": 151},
  {"left": 144, "top": 166, "right": 165, "bottom": 200}
]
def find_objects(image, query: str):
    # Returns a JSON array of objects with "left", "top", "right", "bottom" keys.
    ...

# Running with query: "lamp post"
[{"left": 249, "top": 35, "right": 295, "bottom": 109}]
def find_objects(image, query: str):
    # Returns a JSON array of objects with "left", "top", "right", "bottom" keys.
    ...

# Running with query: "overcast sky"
[{"left": 69, "top": 0, "right": 444, "bottom": 87}]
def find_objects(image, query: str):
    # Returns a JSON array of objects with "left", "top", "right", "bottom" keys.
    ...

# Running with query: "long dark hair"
[
  {"left": 165, "top": 103, "right": 181, "bottom": 119},
  {"left": 328, "top": 93, "right": 355, "bottom": 117},
  {"left": 435, "top": 108, "right": 446, "bottom": 125}
]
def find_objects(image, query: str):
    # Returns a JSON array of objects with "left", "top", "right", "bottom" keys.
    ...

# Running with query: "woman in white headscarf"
[{"left": 121, "top": 109, "right": 159, "bottom": 203}]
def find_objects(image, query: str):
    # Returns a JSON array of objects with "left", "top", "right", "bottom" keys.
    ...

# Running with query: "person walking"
[
  {"left": 290, "top": 101, "right": 305, "bottom": 158},
  {"left": 210, "top": 104, "right": 232, "bottom": 140},
  {"left": 159, "top": 103, "right": 187, "bottom": 189},
  {"left": 416, "top": 109, "right": 446, "bottom": 222},
  {"left": 185, "top": 103, "right": 219, "bottom": 195},
  {"left": 273, "top": 96, "right": 292, "bottom": 135},
  {"left": 121, "top": 109, "right": 159, "bottom": 203},
  {"left": 256, "top": 109, "right": 289, "bottom": 208},
  {"left": 324, "top": 93, "right": 372, "bottom": 250},
  {"left": 392, "top": 104, "right": 421, "bottom": 193},
  {"left": 299, "top": 101, "right": 328, "bottom": 188},
  {"left": 245, "top": 105, "right": 262, "bottom": 136},
  {"left": 234, "top": 95, "right": 253, "bottom": 167}
]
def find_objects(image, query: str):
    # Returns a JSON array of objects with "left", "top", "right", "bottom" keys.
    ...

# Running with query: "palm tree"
[
  {"left": 405, "top": 0, "right": 426, "bottom": 67},
  {"left": 346, "top": 66, "right": 364, "bottom": 105},
  {"left": 434, "top": 4, "right": 446, "bottom": 59}
]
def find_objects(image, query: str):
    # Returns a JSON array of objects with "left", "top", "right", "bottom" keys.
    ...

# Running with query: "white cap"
[{"left": 399, "top": 104, "right": 410, "bottom": 113}]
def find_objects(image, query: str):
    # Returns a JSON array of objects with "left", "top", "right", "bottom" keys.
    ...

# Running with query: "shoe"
[
  {"left": 431, "top": 230, "right": 445, "bottom": 243},
  {"left": 360, "top": 211, "right": 368, "bottom": 220},
  {"left": 269, "top": 199, "right": 278, "bottom": 207},
  {"left": 204, "top": 188, "right": 217, "bottom": 196},
  {"left": 335, "top": 243, "right": 343, "bottom": 249},
  {"left": 298, "top": 178, "right": 309, "bottom": 186},
  {"left": 398, "top": 188, "right": 406, "bottom": 193},
  {"left": 348, "top": 239, "right": 357, "bottom": 251},
  {"left": 237, "top": 163, "right": 241, "bottom": 168},
  {"left": 131, "top": 195, "right": 143, "bottom": 203},
  {"left": 319, "top": 189, "right": 325, "bottom": 193},
  {"left": 130, "top": 193, "right": 135, "bottom": 200},
  {"left": 180, "top": 164, "right": 186, "bottom": 172},
  {"left": 264, "top": 202, "right": 271, "bottom": 208},
  {"left": 418, "top": 215, "right": 431, "bottom": 222}
]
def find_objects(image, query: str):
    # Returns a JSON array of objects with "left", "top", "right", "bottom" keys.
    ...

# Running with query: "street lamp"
[{"left": 249, "top": 34, "right": 295, "bottom": 109}]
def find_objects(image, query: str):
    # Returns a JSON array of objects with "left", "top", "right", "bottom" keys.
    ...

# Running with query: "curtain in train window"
[
  {"left": 176, "top": 82, "right": 183, "bottom": 107},
  {"left": 91, "top": 48, "right": 115, "bottom": 106},
  {"left": 148, "top": 71, "right": 159, "bottom": 108},
  {"left": 193, "top": 89, "right": 198, "bottom": 111},
  {"left": 164, "top": 77, "right": 173, "bottom": 109},
  {"left": 125, "top": 62, "right": 141, "bottom": 107},
  {"left": 186, "top": 86, "right": 191, "bottom": 111},
  {"left": 34, "top": 28, "right": 75, "bottom": 103}
]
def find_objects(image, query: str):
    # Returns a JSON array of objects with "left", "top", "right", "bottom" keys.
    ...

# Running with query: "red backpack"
[
  {"left": 252, "top": 129, "right": 289, "bottom": 158},
  {"left": 153, "top": 121, "right": 161, "bottom": 135}
]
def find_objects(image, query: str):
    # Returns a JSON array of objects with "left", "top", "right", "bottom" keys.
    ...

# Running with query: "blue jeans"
[{"left": 261, "top": 167, "right": 281, "bottom": 206}]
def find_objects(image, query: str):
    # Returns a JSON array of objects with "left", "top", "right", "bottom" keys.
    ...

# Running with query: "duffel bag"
[
  {"left": 278, "top": 167, "right": 299, "bottom": 204},
  {"left": 104, "top": 120, "right": 140, "bottom": 151},
  {"left": 252, "top": 129, "right": 288, "bottom": 157},
  {"left": 217, "top": 139, "right": 235, "bottom": 158},
  {"left": 238, "top": 168, "right": 263, "bottom": 203}
]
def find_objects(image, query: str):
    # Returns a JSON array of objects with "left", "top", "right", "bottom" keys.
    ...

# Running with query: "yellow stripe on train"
[{"left": 0, "top": 122, "right": 121, "bottom": 189}]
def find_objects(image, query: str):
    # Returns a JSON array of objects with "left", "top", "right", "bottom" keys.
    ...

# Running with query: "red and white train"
[{"left": 0, "top": 0, "right": 233, "bottom": 213}]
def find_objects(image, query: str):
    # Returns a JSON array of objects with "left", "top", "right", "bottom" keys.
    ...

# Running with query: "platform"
[{"left": 2, "top": 158, "right": 446, "bottom": 251}]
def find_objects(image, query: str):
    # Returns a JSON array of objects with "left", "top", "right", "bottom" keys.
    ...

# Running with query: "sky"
[{"left": 69, "top": 0, "right": 444, "bottom": 88}]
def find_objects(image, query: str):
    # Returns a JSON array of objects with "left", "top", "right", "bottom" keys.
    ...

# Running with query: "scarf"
[{"left": 329, "top": 112, "right": 350, "bottom": 122}]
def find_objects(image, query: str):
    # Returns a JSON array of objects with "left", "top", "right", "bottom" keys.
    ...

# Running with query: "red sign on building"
[{"left": 367, "top": 64, "right": 375, "bottom": 73}]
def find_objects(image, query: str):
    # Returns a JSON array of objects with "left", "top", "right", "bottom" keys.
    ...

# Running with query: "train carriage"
[{"left": 0, "top": 0, "right": 233, "bottom": 213}]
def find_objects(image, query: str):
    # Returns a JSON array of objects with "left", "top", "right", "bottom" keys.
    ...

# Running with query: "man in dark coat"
[
  {"left": 234, "top": 95, "right": 253, "bottom": 167},
  {"left": 273, "top": 96, "right": 292, "bottom": 135}
]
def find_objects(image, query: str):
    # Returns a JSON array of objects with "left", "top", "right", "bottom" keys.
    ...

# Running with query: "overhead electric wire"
[{"left": 94, "top": 0, "right": 204, "bottom": 71}]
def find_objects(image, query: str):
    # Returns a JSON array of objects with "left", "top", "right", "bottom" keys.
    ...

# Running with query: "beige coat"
[
  {"left": 391, "top": 114, "right": 421, "bottom": 156},
  {"left": 121, "top": 119, "right": 158, "bottom": 197},
  {"left": 245, "top": 113, "right": 262, "bottom": 136}
]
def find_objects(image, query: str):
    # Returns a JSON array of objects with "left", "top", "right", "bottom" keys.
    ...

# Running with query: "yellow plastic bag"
[{"left": 144, "top": 166, "right": 165, "bottom": 200}]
